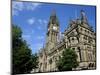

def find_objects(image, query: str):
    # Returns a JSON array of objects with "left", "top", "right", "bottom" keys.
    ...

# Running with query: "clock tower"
[{"left": 46, "top": 10, "right": 59, "bottom": 51}]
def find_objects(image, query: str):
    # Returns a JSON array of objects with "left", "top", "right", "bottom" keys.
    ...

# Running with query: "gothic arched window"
[{"left": 49, "top": 59, "right": 52, "bottom": 64}]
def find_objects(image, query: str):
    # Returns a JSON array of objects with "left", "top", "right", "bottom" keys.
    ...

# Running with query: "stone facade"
[{"left": 38, "top": 10, "right": 96, "bottom": 72}]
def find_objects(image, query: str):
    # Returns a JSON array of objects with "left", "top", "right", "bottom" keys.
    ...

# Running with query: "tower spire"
[
  {"left": 49, "top": 9, "right": 59, "bottom": 25},
  {"left": 46, "top": 9, "right": 60, "bottom": 51},
  {"left": 51, "top": 9, "right": 56, "bottom": 17}
]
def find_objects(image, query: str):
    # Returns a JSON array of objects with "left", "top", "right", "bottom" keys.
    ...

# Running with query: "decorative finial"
[
  {"left": 80, "top": 10, "right": 88, "bottom": 24},
  {"left": 81, "top": 10, "right": 86, "bottom": 17}
]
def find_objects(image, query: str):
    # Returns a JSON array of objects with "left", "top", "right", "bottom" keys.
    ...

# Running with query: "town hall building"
[{"left": 37, "top": 10, "right": 96, "bottom": 72}]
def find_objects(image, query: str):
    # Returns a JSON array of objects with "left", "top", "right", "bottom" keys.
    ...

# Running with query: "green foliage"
[
  {"left": 12, "top": 25, "right": 38, "bottom": 74},
  {"left": 32, "top": 53, "right": 39, "bottom": 69},
  {"left": 12, "top": 25, "right": 22, "bottom": 40},
  {"left": 56, "top": 48, "right": 79, "bottom": 71}
]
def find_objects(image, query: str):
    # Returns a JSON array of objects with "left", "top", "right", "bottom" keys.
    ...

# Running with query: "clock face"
[{"left": 53, "top": 26, "right": 57, "bottom": 30}]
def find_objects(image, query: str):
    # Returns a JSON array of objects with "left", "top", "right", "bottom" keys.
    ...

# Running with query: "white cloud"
[
  {"left": 27, "top": 3, "right": 41, "bottom": 11},
  {"left": 22, "top": 34, "right": 34, "bottom": 43},
  {"left": 12, "top": 1, "right": 41, "bottom": 16},
  {"left": 36, "top": 43, "right": 44, "bottom": 50},
  {"left": 12, "top": 2, "right": 24, "bottom": 11},
  {"left": 37, "top": 26, "right": 42, "bottom": 30},
  {"left": 36, "top": 43, "right": 43, "bottom": 47},
  {"left": 27, "top": 18, "right": 35, "bottom": 25},
  {"left": 31, "top": 30, "right": 35, "bottom": 34},
  {"left": 32, "top": 43, "right": 43, "bottom": 52},
  {"left": 38, "top": 19, "right": 42, "bottom": 25},
  {"left": 37, "top": 36, "right": 44, "bottom": 40},
  {"left": 38, "top": 19, "right": 47, "bottom": 25},
  {"left": 37, "top": 19, "right": 47, "bottom": 30},
  {"left": 43, "top": 20, "right": 48, "bottom": 27},
  {"left": 43, "top": 20, "right": 47, "bottom": 24},
  {"left": 38, "top": 19, "right": 47, "bottom": 26},
  {"left": 12, "top": 1, "right": 24, "bottom": 16},
  {"left": 22, "top": 34, "right": 31, "bottom": 39},
  {"left": 32, "top": 3, "right": 41, "bottom": 7}
]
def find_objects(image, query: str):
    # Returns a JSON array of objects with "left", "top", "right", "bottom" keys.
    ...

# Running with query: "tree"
[
  {"left": 31, "top": 53, "right": 39, "bottom": 69},
  {"left": 12, "top": 25, "right": 38, "bottom": 74},
  {"left": 56, "top": 48, "right": 79, "bottom": 71}
]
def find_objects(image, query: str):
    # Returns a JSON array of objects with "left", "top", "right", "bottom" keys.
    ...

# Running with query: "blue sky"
[{"left": 12, "top": 1, "right": 96, "bottom": 54}]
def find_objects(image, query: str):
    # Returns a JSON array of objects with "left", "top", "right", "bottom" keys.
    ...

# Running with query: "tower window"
[{"left": 72, "top": 37, "right": 74, "bottom": 40}]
